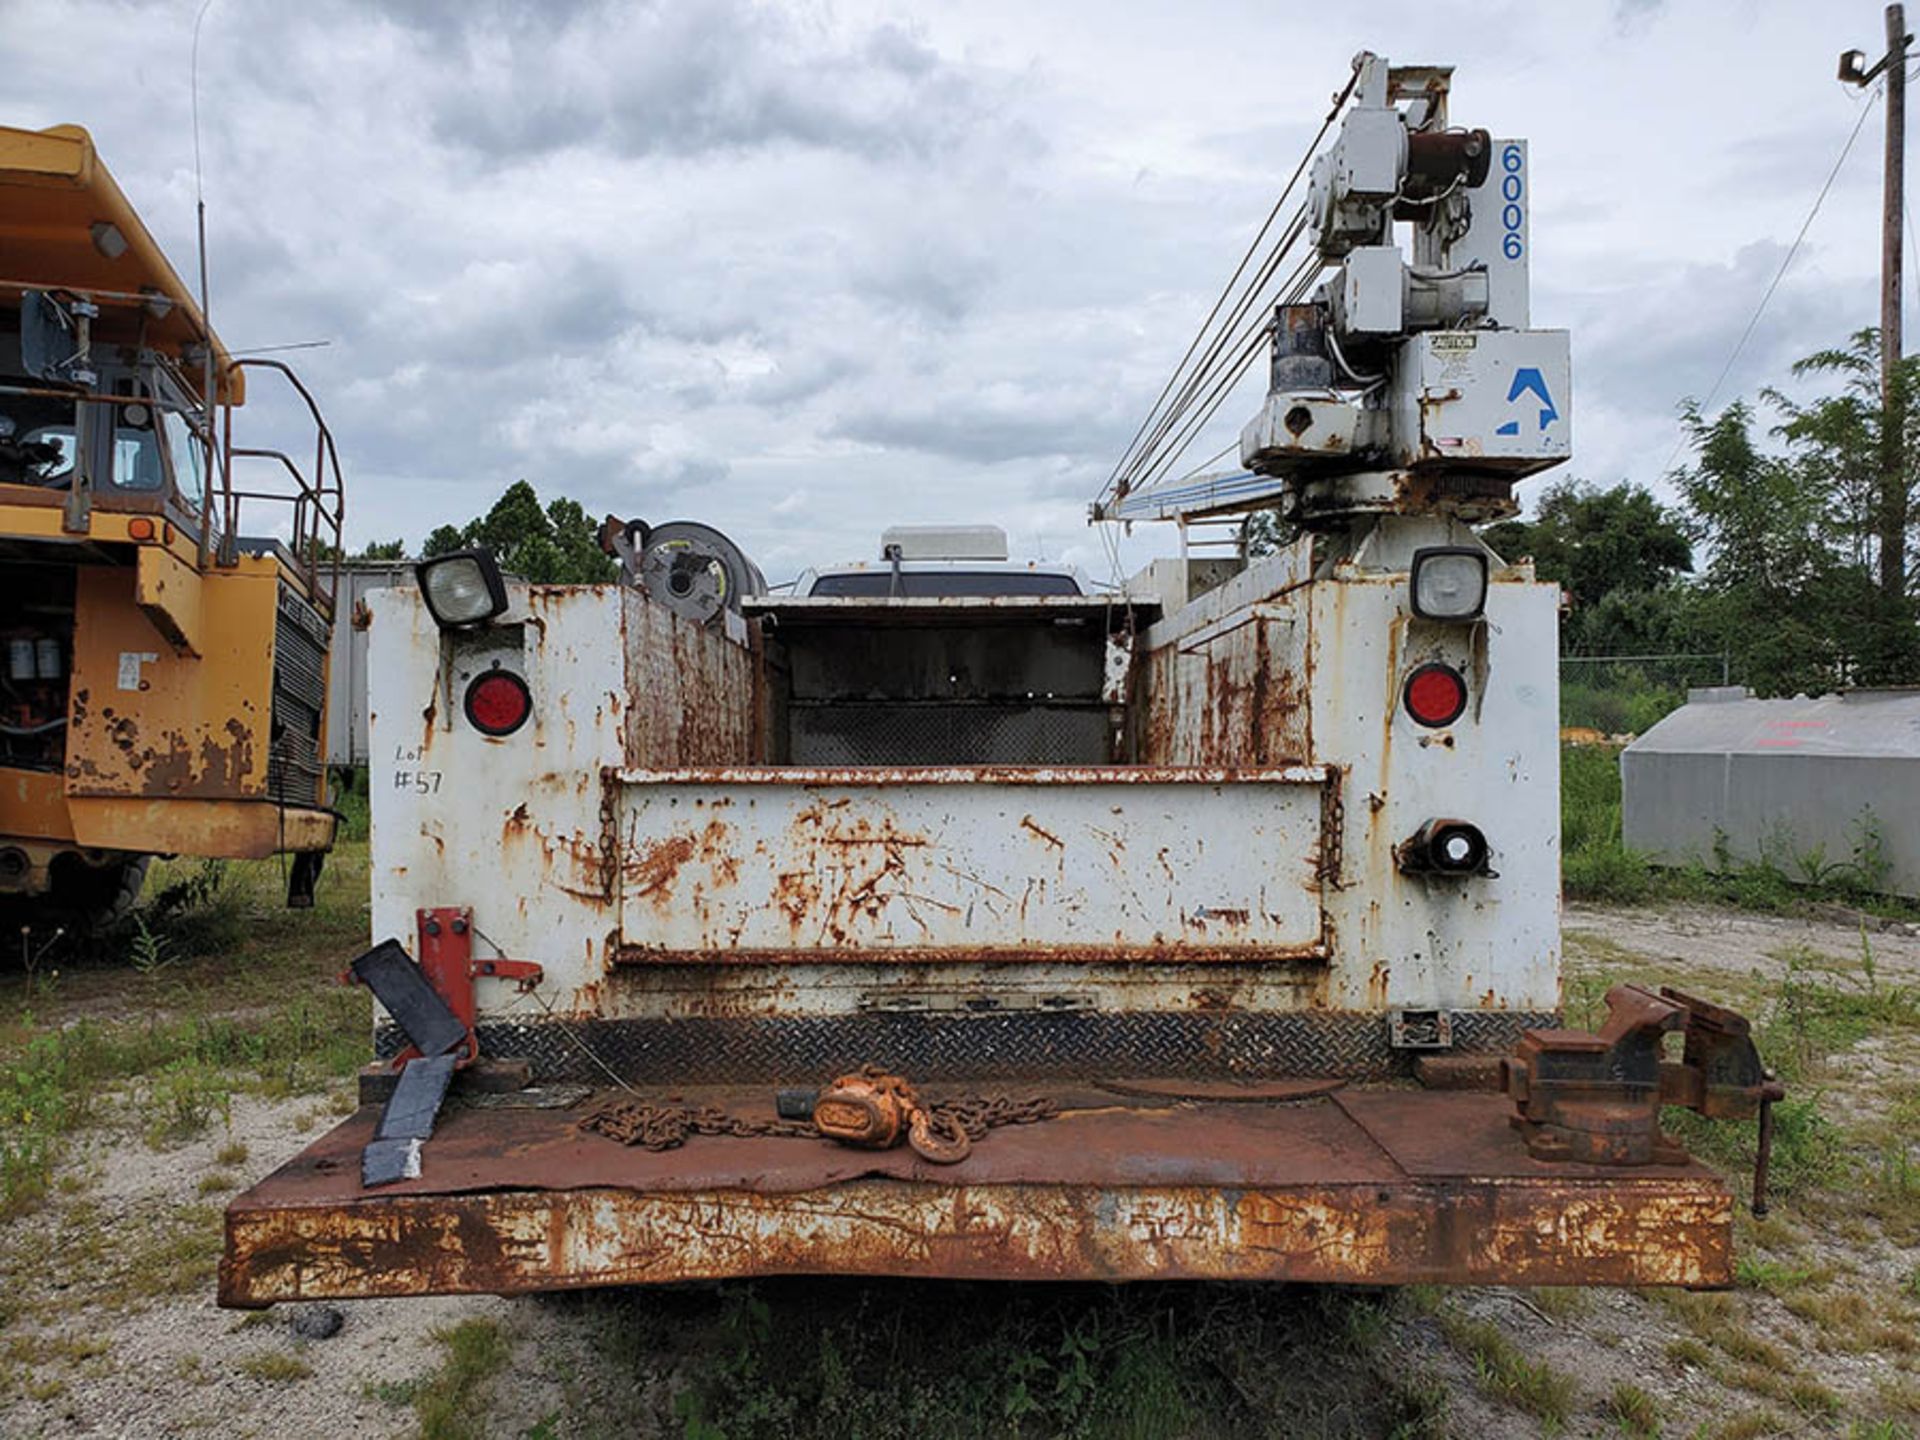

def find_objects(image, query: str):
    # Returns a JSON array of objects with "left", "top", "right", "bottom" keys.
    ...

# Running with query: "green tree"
[
  {"left": 417, "top": 481, "right": 618, "bottom": 584},
  {"left": 1483, "top": 479, "right": 1692, "bottom": 615},
  {"left": 1765, "top": 330, "right": 1920, "bottom": 685},
  {"left": 1482, "top": 478, "right": 1697, "bottom": 660},
  {"left": 1671, "top": 400, "right": 1855, "bottom": 696},
  {"left": 1239, "top": 507, "right": 1288, "bottom": 558}
]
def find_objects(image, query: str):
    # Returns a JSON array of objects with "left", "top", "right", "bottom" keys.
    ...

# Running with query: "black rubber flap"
[
  {"left": 361, "top": 1136, "right": 422, "bottom": 1188},
  {"left": 376, "top": 1052, "right": 457, "bottom": 1141},
  {"left": 350, "top": 939, "right": 466, "bottom": 1058}
]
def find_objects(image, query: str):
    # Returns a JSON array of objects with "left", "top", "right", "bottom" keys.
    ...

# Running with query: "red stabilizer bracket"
[
  {"left": 342, "top": 909, "right": 546, "bottom": 1070},
  {"left": 400, "top": 908, "right": 547, "bottom": 1069},
  {"left": 415, "top": 907, "right": 481, "bottom": 1067}
]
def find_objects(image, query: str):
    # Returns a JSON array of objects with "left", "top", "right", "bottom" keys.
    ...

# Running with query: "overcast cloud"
[{"left": 7, "top": 0, "right": 1903, "bottom": 583}]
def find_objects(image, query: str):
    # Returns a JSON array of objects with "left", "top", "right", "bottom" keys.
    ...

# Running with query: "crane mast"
[{"left": 1096, "top": 53, "right": 1572, "bottom": 530}]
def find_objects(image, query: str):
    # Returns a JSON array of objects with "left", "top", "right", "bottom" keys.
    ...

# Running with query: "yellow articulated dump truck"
[{"left": 0, "top": 124, "right": 344, "bottom": 928}]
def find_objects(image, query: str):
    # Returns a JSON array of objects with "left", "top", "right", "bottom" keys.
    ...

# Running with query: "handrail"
[{"left": 215, "top": 357, "right": 345, "bottom": 618}]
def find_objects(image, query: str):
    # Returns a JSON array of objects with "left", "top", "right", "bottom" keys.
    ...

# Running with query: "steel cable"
[{"left": 1101, "top": 68, "right": 1363, "bottom": 508}]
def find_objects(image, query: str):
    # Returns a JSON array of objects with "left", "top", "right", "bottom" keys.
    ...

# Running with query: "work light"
[
  {"left": 1398, "top": 818, "right": 1494, "bottom": 878},
  {"left": 416, "top": 550, "right": 508, "bottom": 629},
  {"left": 1409, "top": 546, "right": 1488, "bottom": 621}
]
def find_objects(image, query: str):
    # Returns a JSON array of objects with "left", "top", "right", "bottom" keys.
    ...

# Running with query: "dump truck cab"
[{"left": 0, "top": 124, "right": 343, "bottom": 923}]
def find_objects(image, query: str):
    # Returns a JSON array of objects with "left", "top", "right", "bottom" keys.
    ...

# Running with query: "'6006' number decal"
[{"left": 1499, "top": 144, "right": 1525, "bottom": 261}]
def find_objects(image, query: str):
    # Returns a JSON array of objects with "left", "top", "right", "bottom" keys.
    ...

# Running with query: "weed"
[
  {"left": 1878, "top": 1372, "right": 1920, "bottom": 1413},
  {"left": 1725, "top": 1357, "right": 1842, "bottom": 1417},
  {"left": 1666, "top": 1336, "right": 1713, "bottom": 1368},
  {"left": 1786, "top": 1376, "right": 1843, "bottom": 1416},
  {"left": 1743, "top": 1212, "right": 1809, "bottom": 1252},
  {"left": 1706, "top": 1412, "right": 1784, "bottom": 1440},
  {"left": 55, "top": 1334, "right": 108, "bottom": 1362},
  {"left": 237, "top": 1351, "right": 313, "bottom": 1383},
  {"left": 363, "top": 1376, "right": 419, "bottom": 1406},
  {"left": 16, "top": 926, "right": 63, "bottom": 1005},
  {"left": 144, "top": 1059, "right": 233, "bottom": 1148},
  {"left": 1717, "top": 1326, "right": 1791, "bottom": 1371},
  {"left": 128, "top": 916, "right": 174, "bottom": 977},
  {"left": 1524, "top": 1287, "right": 1595, "bottom": 1322},
  {"left": 1766, "top": 944, "right": 1920, "bottom": 1081},
  {"left": 1665, "top": 1093, "right": 1844, "bottom": 1208},
  {"left": 1604, "top": 1380, "right": 1661, "bottom": 1437},
  {"left": 214, "top": 1139, "right": 250, "bottom": 1167},
  {"left": 1783, "top": 1288, "right": 1874, "bottom": 1347},
  {"left": 122, "top": 1203, "right": 223, "bottom": 1300},
  {"left": 567, "top": 1280, "right": 1444, "bottom": 1440},
  {"left": 1438, "top": 1310, "right": 1578, "bottom": 1429},
  {"left": 1735, "top": 1255, "right": 1815, "bottom": 1295},
  {"left": 1559, "top": 744, "right": 1920, "bottom": 918},
  {"left": 0, "top": 960, "right": 364, "bottom": 1213},
  {"left": 134, "top": 858, "right": 249, "bottom": 955},
  {"left": 196, "top": 1172, "right": 237, "bottom": 1196},
  {"left": 413, "top": 1318, "right": 511, "bottom": 1440}
]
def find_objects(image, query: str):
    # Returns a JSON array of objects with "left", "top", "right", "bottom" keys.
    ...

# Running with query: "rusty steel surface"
[
  {"left": 62, "top": 795, "right": 335, "bottom": 858},
  {"left": 612, "top": 764, "right": 1333, "bottom": 786},
  {"left": 1093, "top": 1077, "right": 1347, "bottom": 1102},
  {"left": 611, "top": 766, "right": 1337, "bottom": 963},
  {"left": 619, "top": 588, "right": 758, "bottom": 768},
  {"left": 219, "top": 1087, "right": 1732, "bottom": 1303},
  {"left": 62, "top": 562, "right": 279, "bottom": 802}
]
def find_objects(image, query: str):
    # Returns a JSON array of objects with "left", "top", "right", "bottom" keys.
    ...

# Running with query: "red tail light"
[
  {"left": 1403, "top": 662, "right": 1467, "bottom": 727},
  {"left": 464, "top": 669, "right": 532, "bottom": 737}
]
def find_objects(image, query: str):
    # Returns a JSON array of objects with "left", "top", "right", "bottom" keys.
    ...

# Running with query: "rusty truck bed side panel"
[{"left": 220, "top": 1089, "right": 1732, "bottom": 1303}]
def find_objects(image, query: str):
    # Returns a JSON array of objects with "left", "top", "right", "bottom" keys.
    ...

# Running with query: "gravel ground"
[{"left": 3, "top": 899, "right": 1919, "bottom": 1438}]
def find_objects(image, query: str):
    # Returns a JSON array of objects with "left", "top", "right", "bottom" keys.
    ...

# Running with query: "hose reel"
[{"left": 599, "top": 517, "right": 765, "bottom": 627}]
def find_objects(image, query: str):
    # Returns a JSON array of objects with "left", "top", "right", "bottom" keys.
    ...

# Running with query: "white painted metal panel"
[
  {"left": 614, "top": 768, "right": 1333, "bottom": 962},
  {"left": 1306, "top": 541, "right": 1562, "bottom": 1013}
]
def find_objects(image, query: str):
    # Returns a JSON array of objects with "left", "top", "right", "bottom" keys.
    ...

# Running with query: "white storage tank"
[{"left": 1622, "top": 687, "right": 1920, "bottom": 898}]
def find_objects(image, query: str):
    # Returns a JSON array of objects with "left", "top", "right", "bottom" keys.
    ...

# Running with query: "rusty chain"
[
  {"left": 596, "top": 767, "right": 620, "bottom": 900},
  {"left": 578, "top": 1102, "right": 818, "bottom": 1149},
  {"left": 577, "top": 1087, "right": 1057, "bottom": 1164},
  {"left": 1317, "top": 776, "right": 1346, "bottom": 888}
]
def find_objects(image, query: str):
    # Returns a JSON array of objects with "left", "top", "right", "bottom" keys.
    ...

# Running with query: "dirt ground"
[{"left": 3, "top": 894, "right": 1919, "bottom": 1438}]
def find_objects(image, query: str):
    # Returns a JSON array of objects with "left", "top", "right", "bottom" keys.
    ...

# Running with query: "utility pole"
[
  {"left": 1883, "top": 5, "right": 1908, "bottom": 606},
  {"left": 1842, "top": 5, "right": 1913, "bottom": 607}
]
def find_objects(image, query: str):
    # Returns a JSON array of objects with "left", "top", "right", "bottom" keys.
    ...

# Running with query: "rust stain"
[
  {"left": 612, "top": 941, "right": 1331, "bottom": 966},
  {"left": 1019, "top": 815, "right": 1064, "bottom": 850},
  {"left": 630, "top": 835, "right": 697, "bottom": 904},
  {"left": 219, "top": 1089, "right": 1735, "bottom": 1305}
]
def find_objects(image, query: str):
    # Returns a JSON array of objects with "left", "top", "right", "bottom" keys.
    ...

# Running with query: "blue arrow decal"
[{"left": 1506, "top": 367, "right": 1559, "bottom": 432}]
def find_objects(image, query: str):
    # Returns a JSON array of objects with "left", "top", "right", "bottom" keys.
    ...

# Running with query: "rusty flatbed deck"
[{"left": 219, "top": 1086, "right": 1733, "bottom": 1305}]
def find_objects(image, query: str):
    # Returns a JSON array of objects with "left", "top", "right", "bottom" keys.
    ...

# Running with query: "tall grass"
[{"left": 1560, "top": 745, "right": 1919, "bottom": 918}]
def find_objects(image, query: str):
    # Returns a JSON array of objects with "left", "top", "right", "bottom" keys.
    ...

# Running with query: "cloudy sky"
[{"left": 9, "top": 0, "right": 1904, "bottom": 584}]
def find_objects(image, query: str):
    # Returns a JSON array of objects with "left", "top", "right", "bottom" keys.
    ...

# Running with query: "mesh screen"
[
  {"left": 269, "top": 586, "right": 328, "bottom": 804},
  {"left": 788, "top": 703, "right": 1112, "bottom": 765}
]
